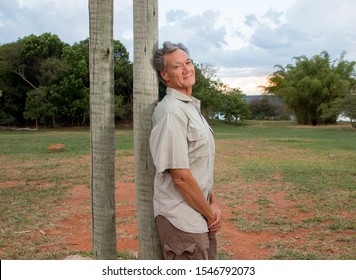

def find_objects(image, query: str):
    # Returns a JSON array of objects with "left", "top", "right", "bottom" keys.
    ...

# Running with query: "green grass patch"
[
  {"left": 0, "top": 127, "right": 134, "bottom": 158},
  {"left": 0, "top": 184, "right": 69, "bottom": 259}
]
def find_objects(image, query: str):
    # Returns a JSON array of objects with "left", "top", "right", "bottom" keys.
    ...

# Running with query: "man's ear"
[{"left": 160, "top": 71, "right": 168, "bottom": 82}]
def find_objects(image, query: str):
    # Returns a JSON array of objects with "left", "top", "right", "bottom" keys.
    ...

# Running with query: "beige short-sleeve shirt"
[{"left": 149, "top": 88, "right": 215, "bottom": 233}]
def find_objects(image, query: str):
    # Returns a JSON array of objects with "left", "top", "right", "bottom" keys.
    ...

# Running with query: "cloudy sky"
[{"left": 1, "top": 0, "right": 355, "bottom": 95}]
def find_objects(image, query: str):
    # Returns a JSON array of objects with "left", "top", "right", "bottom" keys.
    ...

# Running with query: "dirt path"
[{"left": 46, "top": 183, "right": 276, "bottom": 259}]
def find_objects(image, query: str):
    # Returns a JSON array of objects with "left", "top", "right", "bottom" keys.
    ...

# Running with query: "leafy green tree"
[
  {"left": 69, "top": 89, "right": 89, "bottom": 126},
  {"left": 220, "top": 87, "right": 250, "bottom": 122},
  {"left": 0, "top": 110, "right": 15, "bottom": 127},
  {"left": 194, "top": 64, "right": 219, "bottom": 112},
  {"left": 113, "top": 40, "right": 133, "bottom": 121},
  {"left": 193, "top": 64, "right": 249, "bottom": 123},
  {"left": 19, "top": 33, "right": 67, "bottom": 89},
  {"left": 249, "top": 97, "right": 281, "bottom": 120},
  {"left": 263, "top": 51, "right": 355, "bottom": 125},
  {"left": 40, "top": 57, "right": 69, "bottom": 85},
  {"left": 322, "top": 81, "right": 356, "bottom": 128},
  {"left": 114, "top": 95, "right": 125, "bottom": 119},
  {"left": 193, "top": 64, "right": 224, "bottom": 122},
  {"left": 0, "top": 88, "right": 15, "bottom": 127},
  {"left": 0, "top": 41, "right": 30, "bottom": 123},
  {"left": 58, "top": 41, "right": 90, "bottom": 125},
  {"left": 23, "top": 87, "right": 55, "bottom": 129},
  {"left": 0, "top": 33, "right": 67, "bottom": 126},
  {"left": 0, "top": 34, "right": 134, "bottom": 126}
]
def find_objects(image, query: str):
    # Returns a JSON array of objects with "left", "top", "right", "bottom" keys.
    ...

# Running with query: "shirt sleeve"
[{"left": 149, "top": 112, "right": 189, "bottom": 174}]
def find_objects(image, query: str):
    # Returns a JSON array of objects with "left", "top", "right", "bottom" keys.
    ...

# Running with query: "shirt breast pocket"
[{"left": 187, "top": 129, "right": 209, "bottom": 158}]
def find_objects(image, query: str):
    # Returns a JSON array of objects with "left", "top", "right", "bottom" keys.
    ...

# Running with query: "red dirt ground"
[
  {"left": 41, "top": 182, "right": 311, "bottom": 259},
  {"left": 0, "top": 177, "right": 353, "bottom": 259}
]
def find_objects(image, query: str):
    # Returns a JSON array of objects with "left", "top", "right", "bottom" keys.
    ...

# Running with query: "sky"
[{"left": 1, "top": 0, "right": 355, "bottom": 95}]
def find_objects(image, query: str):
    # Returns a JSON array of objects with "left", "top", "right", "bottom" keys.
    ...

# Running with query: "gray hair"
[{"left": 153, "top": 41, "right": 190, "bottom": 84}]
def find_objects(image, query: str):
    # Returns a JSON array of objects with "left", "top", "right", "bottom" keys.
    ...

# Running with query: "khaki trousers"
[{"left": 155, "top": 215, "right": 217, "bottom": 260}]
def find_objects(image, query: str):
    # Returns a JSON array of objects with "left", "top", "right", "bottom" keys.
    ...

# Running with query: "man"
[{"left": 149, "top": 41, "right": 222, "bottom": 260}]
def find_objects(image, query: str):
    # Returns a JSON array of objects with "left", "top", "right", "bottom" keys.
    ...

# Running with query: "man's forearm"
[{"left": 169, "top": 169, "right": 216, "bottom": 224}]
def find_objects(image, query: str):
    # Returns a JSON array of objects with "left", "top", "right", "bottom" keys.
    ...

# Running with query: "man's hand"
[{"left": 208, "top": 192, "right": 222, "bottom": 233}]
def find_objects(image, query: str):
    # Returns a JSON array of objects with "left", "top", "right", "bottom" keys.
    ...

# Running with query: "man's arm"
[{"left": 169, "top": 168, "right": 219, "bottom": 229}]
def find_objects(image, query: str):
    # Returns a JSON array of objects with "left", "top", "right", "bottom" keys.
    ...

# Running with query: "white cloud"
[
  {"left": 0, "top": 0, "right": 355, "bottom": 96},
  {"left": 284, "top": 0, "right": 356, "bottom": 60},
  {"left": 220, "top": 75, "right": 269, "bottom": 95},
  {"left": 160, "top": 9, "right": 227, "bottom": 54},
  {"left": 166, "top": 9, "right": 189, "bottom": 22},
  {"left": 0, "top": 0, "right": 88, "bottom": 44}
]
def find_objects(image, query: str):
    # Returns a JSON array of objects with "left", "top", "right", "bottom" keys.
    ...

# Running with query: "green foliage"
[
  {"left": 193, "top": 63, "right": 221, "bottom": 119},
  {"left": 219, "top": 87, "right": 250, "bottom": 121},
  {"left": 193, "top": 63, "right": 250, "bottom": 122},
  {"left": 263, "top": 51, "right": 356, "bottom": 125},
  {"left": 114, "top": 95, "right": 125, "bottom": 118},
  {"left": 0, "top": 34, "right": 133, "bottom": 127},
  {"left": 0, "top": 110, "right": 15, "bottom": 126},
  {"left": 249, "top": 97, "right": 280, "bottom": 120},
  {"left": 1, "top": 33, "right": 249, "bottom": 127},
  {"left": 23, "top": 87, "right": 56, "bottom": 128},
  {"left": 321, "top": 81, "right": 356, "bottom": 128},
  {"left": 248, "top": 97, "right": 292, "bottom": 120},
  {"left": 0, "top": 42, "right": 29, "bottom": 121},
  {"left": 113, "top": 40, "right": 133, "bottom": 121}
]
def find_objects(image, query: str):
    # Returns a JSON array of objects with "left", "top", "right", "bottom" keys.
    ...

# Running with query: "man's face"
[{"left": 160, "top": 49, "right": 195, "bottom": 95}]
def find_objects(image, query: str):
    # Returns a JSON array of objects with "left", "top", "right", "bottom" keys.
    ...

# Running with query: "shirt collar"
[
  {"left": 166, "top": 87, "right": 201, "bottom": 111},
  {"left": 166, "top": 87, "right": 192, "bottom": 102}
]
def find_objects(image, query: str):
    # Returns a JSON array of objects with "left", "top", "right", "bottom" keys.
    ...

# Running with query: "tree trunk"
[
  {"left": 89, "top": 0, "right": 117, "bottom": 260},
  {"left": 133, "top": 0, "right": 162, "bottom": 259},
  {"left": 52, "top": 115, "right": 56, "bottom": 128}
]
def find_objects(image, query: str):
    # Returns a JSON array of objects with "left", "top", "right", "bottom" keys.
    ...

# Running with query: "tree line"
[
  {"left": 0, "top": 33, "right": 251, "bottom": 128},
  {"left": 1, "top": 32, "right": 355, "bottom": 128},
  {"left": 0, "top": 33, "right": 133, "bottom": 128}
]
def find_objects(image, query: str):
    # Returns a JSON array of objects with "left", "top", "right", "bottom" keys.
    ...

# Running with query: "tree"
[
  {"left": 23, "top": 87, "right": 55, "bottom": 129},
  {"left": 0, "top": 111, "right": 15, "bottom": 127},
  {"left": 0, "top": 41, "right": 35, "bottom": 124},
  {"left": 249, "top": 96, "right": 280, "bottom": 120},
  {"left": 193, "top": 64, "right": 250, "bottom": 123},
  {"left": 59, "top": 42, "right": 90, "bottom": 125},
  {"left": 17, "top": 33, "right": 66, "bottom": 89},
  {"left": 0, "top": 33, "right": 68, "bottom": 126},
  {"left": 113, "top": 40, "right": 133, "bottom": 121},
  {"left": 262, "top": 51, "right": 355, "bottom": 125},
  {"left": 193, "top": 64, "right": 223, "bottom": 122},
  {"left": 89, "top": 0, "right": 117, "bottom": 259},
  {"left": 133, "top": 0, "right": 162, "bottom": 259},
  {"left": 322, "top": 81, "right": 356, "bottom": 128},
  {"left": 0, "top": 33, "right": 133, "bottom": 127},
  {"left": 220, "top": 87, "right": 250, "bottom": 122}
]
